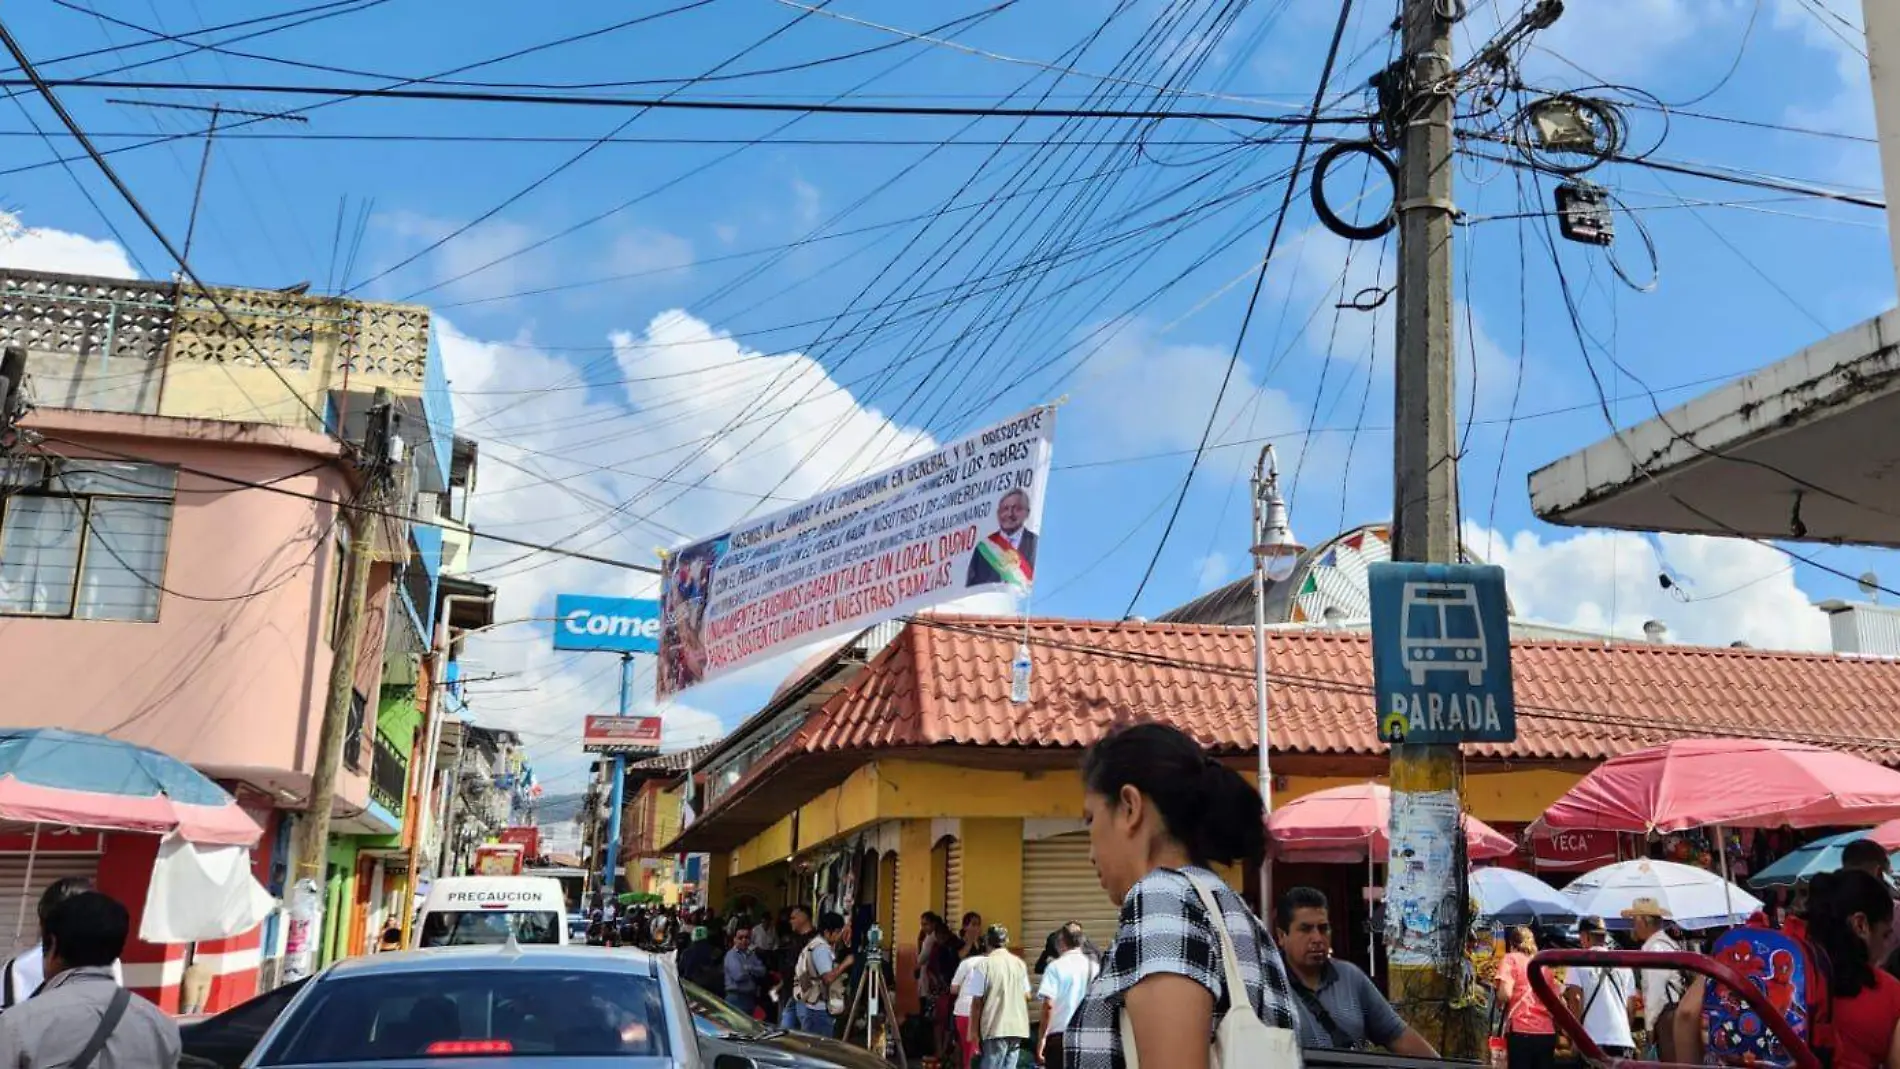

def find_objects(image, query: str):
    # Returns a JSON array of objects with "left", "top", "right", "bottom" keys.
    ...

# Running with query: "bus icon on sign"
[{"left": 1401, "top": 581, "right": 1486, "bottom": 686}]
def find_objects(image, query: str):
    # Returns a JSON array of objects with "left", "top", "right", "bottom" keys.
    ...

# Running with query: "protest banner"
[{"left": 657, "top": 405, "right": 1056, "bottom": 697}]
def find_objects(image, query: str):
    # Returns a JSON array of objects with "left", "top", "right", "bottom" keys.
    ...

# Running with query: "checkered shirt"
[{"left": 1062, "top": 865, "right": 1302, "bottom": 1069}]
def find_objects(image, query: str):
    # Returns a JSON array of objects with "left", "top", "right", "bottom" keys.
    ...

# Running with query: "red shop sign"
[{"left": 1534, "top": 828, "right": 1619, "bottom": 870}]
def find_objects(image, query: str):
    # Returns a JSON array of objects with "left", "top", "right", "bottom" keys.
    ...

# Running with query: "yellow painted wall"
[
  {"left": 795, "top": 764, "right": 881, "bottom": 849},
  {"left": 878, "top": 761, "right": 1082, "bottom": 819},
  {"left": 959, "top": 818, "right": 1023, "bottom": 948},
  {"left": 704, "top": 854, "right": 728, "bottom": 910},
  {"left": 894, "top": 820, "right": 934, "bottom": 1015},
  {"left": 733, "top": 816, "right": 795, "bottom": 876}
]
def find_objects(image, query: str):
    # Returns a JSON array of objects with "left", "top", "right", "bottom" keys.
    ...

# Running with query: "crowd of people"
[
  {"left": 1489, "top": 836, "right": 1900, "bottom": 1069},
  {"left": 587, "top": 722, "right": 1900, "bottom": 1069}
]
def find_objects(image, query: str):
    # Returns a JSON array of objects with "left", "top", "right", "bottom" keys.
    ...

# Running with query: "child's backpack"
[{"left": 1702, "top": 923, "right": 1832, "bottom": 1067}]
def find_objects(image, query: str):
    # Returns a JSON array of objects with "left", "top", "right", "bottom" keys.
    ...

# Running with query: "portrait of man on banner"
[
  {"left": 660, "top": 535, "right": 727, "bottom": 694},
  {"left": 966, "top": 487, "right": 1038, "bottom": 590}
]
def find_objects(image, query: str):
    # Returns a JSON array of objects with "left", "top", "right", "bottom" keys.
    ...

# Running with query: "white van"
[{"left": 413, "top": 876, "right": 569, "bottom": 948}]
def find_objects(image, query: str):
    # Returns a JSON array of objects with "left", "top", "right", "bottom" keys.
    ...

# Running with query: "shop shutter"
[
  {"left": 944, "top": 839, "right": 963, "bottom": 925},
  {"left": 0, "top": 854, "right": 102, "bottom": 957},
  {"left": 1022, "top": 833, "right": 1120, "bottom": 978},
  {"left": 885, "top": 854, "right": 899, "bottom": 946}
]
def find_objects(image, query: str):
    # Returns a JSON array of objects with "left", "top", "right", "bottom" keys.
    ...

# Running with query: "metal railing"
[{"left": 370, "top": 732, "right": 408, "bottom": 817}]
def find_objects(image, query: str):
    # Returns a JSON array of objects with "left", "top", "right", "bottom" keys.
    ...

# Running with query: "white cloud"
[
  {"left": 791, "top": 179, "right": 822, "bottom": 231},
  {"left": 713, "top": 224, "right": 739, "bottom": 246},
  {"left": 604, "top": 228, "right": 695, "bottom": 283},
  {"left": 1466, "top": 521, "right": 1830, "bottom": 650},
  {"left": 0, "top": 211, "right": 137, "bottom": 278},
  {"left": 1193, "top": 551, "right": 1232, "bottom": 591},
  {"left": 377, "top": 211, "right": 549, "bottom": 306},
  {"left": 442, "top": 309, "right": 946, "bottom": 789}
]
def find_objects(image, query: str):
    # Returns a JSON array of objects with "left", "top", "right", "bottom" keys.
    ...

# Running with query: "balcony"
[
  {"left": 370, "top": 731, "right": 408, "bottom": 818},
  {"left": 0, "top": 268, "right": 454, "bottom": 493}
]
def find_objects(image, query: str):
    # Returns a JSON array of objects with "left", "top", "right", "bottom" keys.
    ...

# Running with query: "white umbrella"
[{"left": 1562, "top": 858, "right": 1761, "bottom": 931}]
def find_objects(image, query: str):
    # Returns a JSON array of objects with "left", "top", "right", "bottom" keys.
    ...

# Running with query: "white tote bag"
[{"left": 1120, "top": 873, "right": 1304, "bottom": 1069}]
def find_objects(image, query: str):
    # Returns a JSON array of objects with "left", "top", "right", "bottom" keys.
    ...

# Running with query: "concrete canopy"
[{"left": 1528, "top": 308, "right": 1900, "bottom": 545}]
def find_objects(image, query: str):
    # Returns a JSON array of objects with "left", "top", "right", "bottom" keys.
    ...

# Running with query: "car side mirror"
[{"left": 713, "top": 1056, "right": 758, "bottom": 1069}]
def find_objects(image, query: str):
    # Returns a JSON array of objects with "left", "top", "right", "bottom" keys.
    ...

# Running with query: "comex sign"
[
  {"left": 552, "top": 594, "right": 662, "bottom": 654},
  {"left": 1367, "top": 561, "right": 1516, "bottom": 745}
]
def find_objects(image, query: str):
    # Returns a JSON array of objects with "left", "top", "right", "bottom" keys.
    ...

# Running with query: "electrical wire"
[
  {"left": 1121, "top": 0, "right": 1357, "bottom": 617},
  {"left": 0, "top": 76, "right": 1375, "bottom": 128},
  {"left": 29, "top": 433, "right": 664, "bottom": 575},
  {"left": 0, "top": 17, "right": 332, "bottom": 434}
]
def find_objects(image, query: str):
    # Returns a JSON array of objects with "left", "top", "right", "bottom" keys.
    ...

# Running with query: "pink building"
[{"left": 0, "top": 268, "right": 472, "bottom": 1011}]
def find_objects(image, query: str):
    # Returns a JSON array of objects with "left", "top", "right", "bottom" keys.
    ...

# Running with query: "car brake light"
[
  {"left": 480, "top": 903, "right": 508, "bottom": 910},
  {"left": 424, "top": 1040, "right": 514, "bottom": 1056}
]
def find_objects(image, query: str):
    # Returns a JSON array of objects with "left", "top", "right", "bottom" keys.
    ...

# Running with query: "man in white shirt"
[
  {"left": 1034, "top": 924, "right": 1098, "bottom": 1068},
  {"left": 950, "top": 950, "right": 987, "bottom": 1069},
  {"left": 1565, "top": 916, "right": 1637, "bottom": 1058},
  {"left": 1625, "top": 898, "right": 1685, "bottom": 1059},
  {"left": 2, "top": 879, "right": 121, "bottom": 1010}
]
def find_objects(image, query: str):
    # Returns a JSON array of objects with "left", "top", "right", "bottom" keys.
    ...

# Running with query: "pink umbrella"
[
  {"left": 1268, "top": 783, "right": 1517, "bottom": 862},
  {"left": 1871, "top": 820, "right": 1900, "bottom": 851},
  {"left": 1542, "top": 738, "right": 1900, "bottom": 835}
]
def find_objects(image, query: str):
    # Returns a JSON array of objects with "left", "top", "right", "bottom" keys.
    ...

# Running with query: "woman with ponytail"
[
  {"left": 1675, "top": 868, "right": 1900, "bottom": 1069},
  {"left": 1060, "top": 721, "right": 1302, "bottom": 1068}
]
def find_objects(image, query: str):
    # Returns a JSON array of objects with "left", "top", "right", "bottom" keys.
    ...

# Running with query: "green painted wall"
[
  {"left": 322, "top": 838, "right": 356, "bottom": 967},
  {"left": 378, "top": 687, "right": 422, "bottom": 751}
]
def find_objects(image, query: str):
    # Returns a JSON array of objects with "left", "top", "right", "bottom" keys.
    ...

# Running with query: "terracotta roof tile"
[{"left": 798, "top": 616, "right": 1900, "bottom": 763}]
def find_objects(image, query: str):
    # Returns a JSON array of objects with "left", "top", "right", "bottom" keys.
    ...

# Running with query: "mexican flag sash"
[{"left": 975, "top": 531, "right": 1034, "bottom": 589}]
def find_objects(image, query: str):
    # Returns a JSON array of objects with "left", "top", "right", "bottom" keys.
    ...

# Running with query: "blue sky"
[{"left": 0, "top": 0, "right": 1891, "bottom": 789}]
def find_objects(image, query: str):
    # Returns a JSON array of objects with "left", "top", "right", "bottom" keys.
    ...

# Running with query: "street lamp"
[{"left": 1251, "top": 445, "right": 1303, "bottom": 913}]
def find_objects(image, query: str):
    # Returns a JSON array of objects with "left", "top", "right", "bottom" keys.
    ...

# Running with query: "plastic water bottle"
[{"left": 1010, "top": 644, "right": 1032, "bottom": 703}]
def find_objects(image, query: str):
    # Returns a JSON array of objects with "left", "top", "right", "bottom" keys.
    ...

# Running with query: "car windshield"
[
  {"left": 419, "top": 910, "right": 560, "bottom": 947},
  {"left": 679, "top": 980, "right": 764, "bottom": 1037},
  {"left": 258, "top": 969, "right": 670, "bottom": 1064}
]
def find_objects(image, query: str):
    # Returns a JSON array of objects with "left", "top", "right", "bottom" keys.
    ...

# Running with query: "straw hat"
[{"left": 1621, "top": 897, "right": 1672, "bottom": 921}]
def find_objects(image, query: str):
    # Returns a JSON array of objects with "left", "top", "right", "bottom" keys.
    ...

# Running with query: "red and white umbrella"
[
  {"left": 1268, "top": 783, "right": 1516, "bottom": 863},
  {"left": 1542, "top": 738, "right": 1900, "bottom": 834}
]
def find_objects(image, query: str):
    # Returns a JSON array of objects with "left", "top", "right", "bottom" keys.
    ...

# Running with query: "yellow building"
[{"left": 671, "top": 610, "right": 1900, "bottom": 1014}]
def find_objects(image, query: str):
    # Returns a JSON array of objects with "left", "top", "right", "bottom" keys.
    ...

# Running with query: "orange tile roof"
[
  {"left": 803, "top": 616, "right": 1900, "bottom": 763},
  {"left": 668, "top": 615, "right": 1900, "bottom": 853}
]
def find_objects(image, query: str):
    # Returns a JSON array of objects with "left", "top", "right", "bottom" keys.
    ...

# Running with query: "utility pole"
[
  {"left": 1386, "top": 0, "right": 1473, "bottom": 1056},
  {"left": 600, "top": 653, "right": 634, "bottom": 897},
  {"left": 292, "top": 390, "right": 400, "bottom": 902}
]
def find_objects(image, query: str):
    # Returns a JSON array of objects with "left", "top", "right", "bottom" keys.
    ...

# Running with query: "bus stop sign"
[{"left": 1368, "top": 561, "right": 1516, "bottom": 745}]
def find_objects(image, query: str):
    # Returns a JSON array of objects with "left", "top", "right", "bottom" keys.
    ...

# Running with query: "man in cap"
[
  {"left": 1564, "top": 916, "right": 1638, "bottom": 1058},
  {"left": 1625, "top": 898, "right": 1685, "bottom": 1060},
  {"left": 968, "top": 925, "right": 1031, "bottom": 1069}
]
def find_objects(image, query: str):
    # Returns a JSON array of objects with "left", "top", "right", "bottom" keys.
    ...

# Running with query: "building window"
[{"left": 0, "top": 458, "right": 176, "bottom": 622}]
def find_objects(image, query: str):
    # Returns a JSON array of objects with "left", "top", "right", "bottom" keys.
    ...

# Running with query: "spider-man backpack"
[{"left": 1702, "top": 922, "right": 1833, "bottom": 1067}]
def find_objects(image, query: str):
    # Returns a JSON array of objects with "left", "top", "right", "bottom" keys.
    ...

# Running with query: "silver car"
[{"left": 240, "top": 945, "right": 717, "bottom": 1069}]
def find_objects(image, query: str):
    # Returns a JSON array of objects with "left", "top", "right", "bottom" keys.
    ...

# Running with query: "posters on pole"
[
  {"left": 1383, "top": 788, "right": 1462, "bottom": 967},
  {"left": 657, "top": 406, "right": 1056, "bottom": 698}
]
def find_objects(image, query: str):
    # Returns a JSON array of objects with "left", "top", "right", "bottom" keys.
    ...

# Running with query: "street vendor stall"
[
  {"left": 0, "top": 728, "right": 269, "bottom": 949},
  {"left": 1539, "top": 738, "right": 1900, "bottom": 919}
]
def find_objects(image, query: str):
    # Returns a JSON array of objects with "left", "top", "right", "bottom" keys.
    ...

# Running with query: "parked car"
[
  {"left": 203, "top": 945, "right": 701, "bottom": 1068},
  {"left": 182, "top": 962, "right": 886, "bottom": 1069},
  {"left": 680, "top": 979, "right": 891, "bottom": 1069}
]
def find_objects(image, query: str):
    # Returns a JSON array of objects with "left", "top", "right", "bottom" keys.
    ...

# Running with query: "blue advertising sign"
[
  {"left": 552, "top": 595, "right": 662, "bottom": 654},
  {"left": 1368, "top": 562, "right": 1516, "bottom": 745}
]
